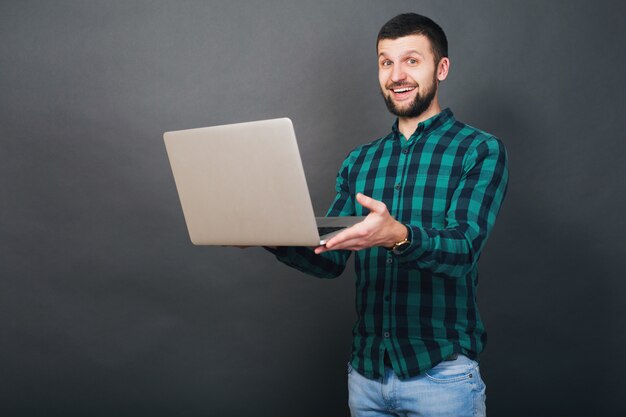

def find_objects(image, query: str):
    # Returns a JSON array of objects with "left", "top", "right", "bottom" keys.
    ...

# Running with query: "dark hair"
[{"left": 377, "top": 13, "right": 448, "bottom": 64}]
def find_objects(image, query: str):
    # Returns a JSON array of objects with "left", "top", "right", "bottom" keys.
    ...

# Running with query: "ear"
[{"left": 437, "top": 57, "right": 450, "bottom": 81}]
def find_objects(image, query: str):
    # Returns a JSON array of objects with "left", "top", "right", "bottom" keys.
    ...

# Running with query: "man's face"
[{"left": 377, "top": 34, "right": 441, "bottom": 118}]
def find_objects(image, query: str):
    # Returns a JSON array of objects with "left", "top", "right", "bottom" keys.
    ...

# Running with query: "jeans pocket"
[{"left": 424, "top": 361, "right": 476, "bottom": 384}]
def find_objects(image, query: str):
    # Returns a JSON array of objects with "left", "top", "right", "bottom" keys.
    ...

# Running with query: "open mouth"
[
  {"left": 392, "top": 87, "right": 415, "bottom": 93},
  {"left": 390, "top": 86, "right": 416, "bottom": 99}
]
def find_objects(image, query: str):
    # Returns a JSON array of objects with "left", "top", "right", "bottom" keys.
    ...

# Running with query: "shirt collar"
[{"left": 391, "top": 108, "right": 454, "bottom": 139}]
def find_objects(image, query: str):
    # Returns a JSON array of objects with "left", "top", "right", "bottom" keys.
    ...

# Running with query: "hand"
[{"left": 314, "top": 193, "right": 407, "bottom": 254}]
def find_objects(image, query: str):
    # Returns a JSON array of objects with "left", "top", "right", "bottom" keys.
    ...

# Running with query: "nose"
[{"left": 391, "top": 63, "right": 407, "bottom": 82}]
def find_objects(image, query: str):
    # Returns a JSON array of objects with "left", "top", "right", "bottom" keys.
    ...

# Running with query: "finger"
[
  {"left": 314, "top": 245, "right": 328, "bottom": 254},
  {"left": 324, "top": 237, "right": 366, "bottom": 251},
  {"left": 324, "top": 227, "right": 367, "bottom": 249},
  {"left": 316, "top": 238, "right": 364, "bottom": 253},
  {"left": 356, "top": 193, "right": 387, "bottom": 214}
]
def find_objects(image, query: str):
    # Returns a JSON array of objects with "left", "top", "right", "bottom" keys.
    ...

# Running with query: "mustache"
[{"left": 386, "top": 82, "right": 418, "bottom": 89}]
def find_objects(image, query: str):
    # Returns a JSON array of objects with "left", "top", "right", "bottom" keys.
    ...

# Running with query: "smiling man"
[{"left": 269, "top": 13, "right": 508, "bottom": 416}]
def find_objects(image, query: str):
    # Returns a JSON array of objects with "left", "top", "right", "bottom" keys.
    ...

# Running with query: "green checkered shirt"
[{"left": 272, "top": 108, "right": 508, "bottom": 379}]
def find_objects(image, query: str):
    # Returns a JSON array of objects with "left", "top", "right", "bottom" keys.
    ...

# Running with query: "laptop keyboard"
[{"left": 317, "top": 226, "right": 346, "bottom": 236}]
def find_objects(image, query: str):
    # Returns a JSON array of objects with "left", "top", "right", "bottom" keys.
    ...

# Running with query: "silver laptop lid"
[{"left": 164, "top": 118, "right": 322, "bottom": 246}]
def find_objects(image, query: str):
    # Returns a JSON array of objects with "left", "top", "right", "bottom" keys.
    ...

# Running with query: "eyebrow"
[{"left": 378, "top": 49, "right": 426, "bottom": 59}]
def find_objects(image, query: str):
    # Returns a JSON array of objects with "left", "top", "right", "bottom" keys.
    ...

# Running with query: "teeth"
[{"left": 393, "top": 87, "right": 414, "bottom": 93}]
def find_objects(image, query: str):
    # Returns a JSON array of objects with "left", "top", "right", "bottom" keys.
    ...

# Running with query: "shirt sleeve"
[
  {"left": 267, "top": 151, "right": 356, "bottom": 278},
  {"left": 394, "top": 136, "right": 509, "bottom": 278}
]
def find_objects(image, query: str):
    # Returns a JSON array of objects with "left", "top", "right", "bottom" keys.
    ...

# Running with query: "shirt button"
[
  {"left": 402, "top": 148, "right": 409, "bottom": 154},
  {"left": 386, "top": 258, "right": 393, "bottom": 264},
  {"left": 384, "top": 332, "right": 390, "bottom": 338},
  {"left": 384, "top": 295, "right": 390, "bottom": 302},
  {"left": 394, "top": 184, "right": 401, "bottom": 190}
]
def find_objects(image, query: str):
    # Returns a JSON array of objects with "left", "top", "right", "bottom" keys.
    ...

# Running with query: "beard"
[{"left": 381, "top": 73, "right": 438, "bottom": 118}]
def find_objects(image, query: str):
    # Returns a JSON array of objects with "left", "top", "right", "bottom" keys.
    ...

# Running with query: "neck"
[{"left": 398, "top": 100, "right": 442, "bottom": 140}]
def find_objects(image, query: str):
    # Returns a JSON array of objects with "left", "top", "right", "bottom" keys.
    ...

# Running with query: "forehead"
[{"left": 377, "top": 34, "right": 434, "bottom": 58}]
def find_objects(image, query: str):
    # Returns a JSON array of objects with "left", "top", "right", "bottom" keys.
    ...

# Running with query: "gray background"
[{"left": 1, "top": 0, "right": 625, "bottom": 416}]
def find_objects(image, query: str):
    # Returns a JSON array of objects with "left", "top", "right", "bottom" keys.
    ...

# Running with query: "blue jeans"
[{"left": 347, "top": 355, "right": 486, "bottom": 417}]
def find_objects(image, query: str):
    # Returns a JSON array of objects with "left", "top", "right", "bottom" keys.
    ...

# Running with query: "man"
[{"left": 268, "top": 13, "right": 508, "bottom": 416}]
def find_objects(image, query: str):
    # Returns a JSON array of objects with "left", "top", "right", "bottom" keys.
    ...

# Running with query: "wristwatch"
[{"left": 390, "top": 225, "right": 411, "bottom": 254}]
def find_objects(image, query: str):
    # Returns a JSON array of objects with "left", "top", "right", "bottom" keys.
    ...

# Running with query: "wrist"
[{"left": 386, "top": 221, "right": 408, "bottom": 248}]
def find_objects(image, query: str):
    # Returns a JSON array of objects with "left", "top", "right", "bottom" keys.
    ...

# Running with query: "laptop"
[{"left": 163, "top": 118, "right": 365, "bottom": 246}]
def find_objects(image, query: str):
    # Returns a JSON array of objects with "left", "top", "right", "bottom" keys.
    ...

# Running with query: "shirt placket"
[{"left": 381, "top": 134, "right": 414, "bottom": 374}]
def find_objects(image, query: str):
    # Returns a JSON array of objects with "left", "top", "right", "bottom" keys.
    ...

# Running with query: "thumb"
[{"left": 356, "top": 193, "right": 387, "bottom": 214}]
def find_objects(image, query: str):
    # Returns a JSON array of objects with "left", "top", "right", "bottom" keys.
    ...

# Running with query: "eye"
[
  {"left": 380, "top": 59, "right": 392, "bottom": 67},
  {"left": 407, "top": 58, "right": 418, "bottom": 65}
]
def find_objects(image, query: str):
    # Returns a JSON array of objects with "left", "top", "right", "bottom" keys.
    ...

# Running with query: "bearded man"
[{"left": 268, "top": 13, "right": 509, "bottom": 417}]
